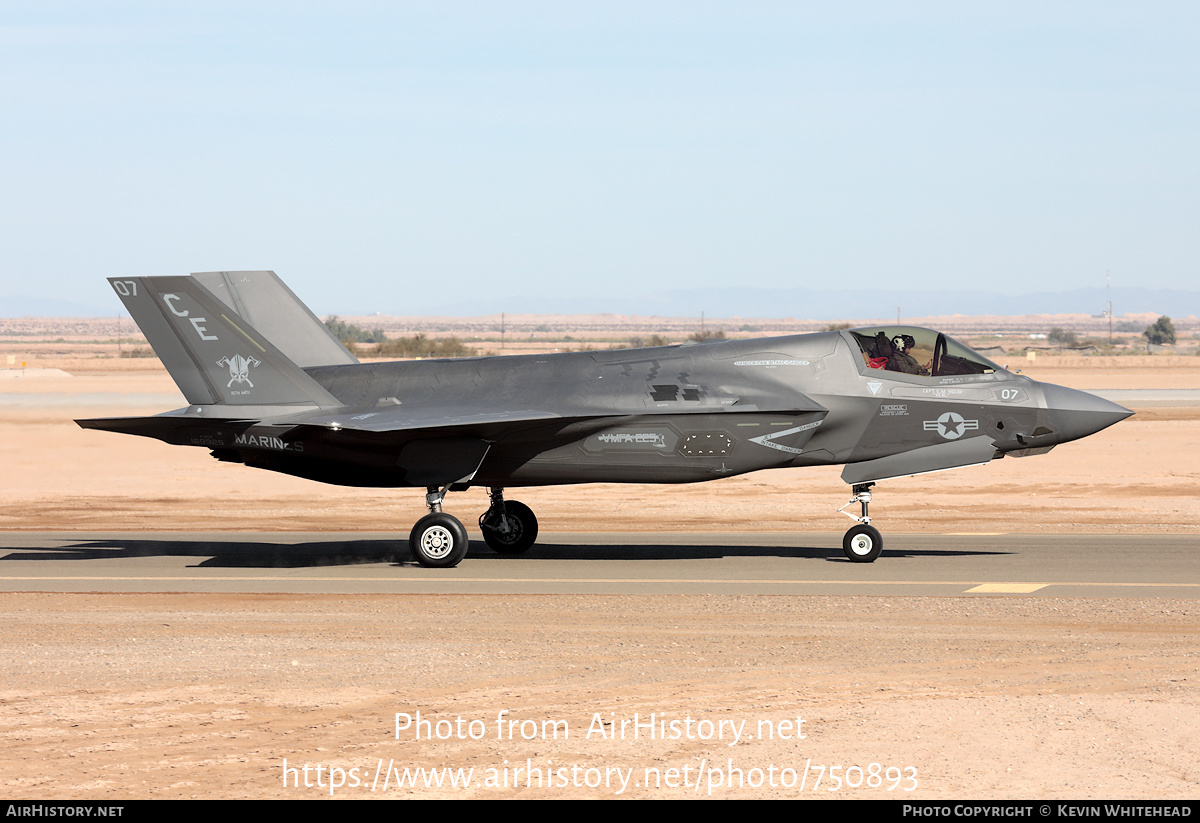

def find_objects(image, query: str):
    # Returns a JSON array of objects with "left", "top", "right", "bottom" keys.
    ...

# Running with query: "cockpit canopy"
[{"left": 848, "top": 326, "right": 1004, "bottom": 378}]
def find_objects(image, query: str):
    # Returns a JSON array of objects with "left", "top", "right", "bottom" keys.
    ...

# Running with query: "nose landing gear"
[{"left": 838, "top": 482, "right": 882, "bottom": 563}]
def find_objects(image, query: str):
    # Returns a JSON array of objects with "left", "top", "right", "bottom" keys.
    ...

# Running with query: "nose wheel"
[
  {"left": 838, "top": 482, "right": 883, "bottom": 563},
  {"left": 842, "top": 523, "right": 883, "bottom": 563}
]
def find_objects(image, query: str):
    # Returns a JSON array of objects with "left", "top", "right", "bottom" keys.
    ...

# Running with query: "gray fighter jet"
[{"left": 77, "top": 271, "right": 1132, "bottom": 567}]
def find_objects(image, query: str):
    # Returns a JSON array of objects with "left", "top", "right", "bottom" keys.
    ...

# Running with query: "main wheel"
[
  {"left": 842, "top": 524, "right": 883, "bottom": 563},
  {"left": 479, "top": 500, "right": 538, "bottom": 555},
  {"left": 409, "top": 513, "right": 469, "bottom": 568}
]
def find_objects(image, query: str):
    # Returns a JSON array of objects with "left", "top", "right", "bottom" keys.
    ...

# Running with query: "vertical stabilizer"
[
  {"left": 190, "top": 271, "right": 358, "bottom": 368},
  {"left": 108, "top": 276, "right": 342, "bottom": 408}
]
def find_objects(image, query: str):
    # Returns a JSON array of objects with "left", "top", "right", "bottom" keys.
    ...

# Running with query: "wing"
[
  {"left": 273, "top": 405, "right": 566, "bottom": 435},
  {"left": 76, "top": 404, "right": 625, "bottom": 489},
  {"left": 76, "top": 405, "right": 589, "bottom": 446}
]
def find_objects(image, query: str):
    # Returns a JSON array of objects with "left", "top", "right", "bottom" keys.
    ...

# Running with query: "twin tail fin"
[{"left": 108, "top": 273, "right": 345, "bottom": 409}]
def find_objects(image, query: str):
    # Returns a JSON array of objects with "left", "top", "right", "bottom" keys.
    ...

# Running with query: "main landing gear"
[
  {"left": 837, "top": 482, "right": 883, "bottom": 563},
  {"left": 478, "top": 488, "right": 539, "bottom": 555},
  {"left": 406, "top": 486, "right": 539, "bottom": 568},
  {"left": 409, "top": 486, "right": 470, "bottom": 568}
]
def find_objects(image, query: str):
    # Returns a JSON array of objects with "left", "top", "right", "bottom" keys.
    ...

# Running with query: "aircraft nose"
[{"left": 1040, "top": 382, "right": 1133, "bottom": 444}]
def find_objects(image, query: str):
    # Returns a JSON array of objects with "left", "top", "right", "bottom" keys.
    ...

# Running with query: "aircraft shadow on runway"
[{"left": 1, "top": 538, "right": 1007, "bottom": 567}]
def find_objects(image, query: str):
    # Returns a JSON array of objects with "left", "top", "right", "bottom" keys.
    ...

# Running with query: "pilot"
[{"left": 887, "top": 334, "right": 930, "bottom": 376}]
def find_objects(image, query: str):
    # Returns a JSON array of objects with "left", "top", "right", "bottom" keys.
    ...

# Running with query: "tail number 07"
[{"left": 112, "top": 281, "right": 138, "bottom": 296}]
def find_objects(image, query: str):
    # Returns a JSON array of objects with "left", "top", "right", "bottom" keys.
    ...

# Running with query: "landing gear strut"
[
  {"left": 409, "top": 485, "right": 469, "bottom": 568},
  {"left": 405, "top": 486, "right": 541, "bottom": 566},
  {"left": 479, "top": 488, "right": 539, "bottom": 554},
  {"left": 838, "top": 482, "right": 883, "bottom": 563}
]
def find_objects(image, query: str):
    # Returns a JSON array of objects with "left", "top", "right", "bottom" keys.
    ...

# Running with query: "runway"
[{"left": 1, "top": 531, "right": 1196, "bottom": 598}]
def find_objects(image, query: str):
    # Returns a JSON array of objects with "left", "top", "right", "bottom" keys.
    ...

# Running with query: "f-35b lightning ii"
[{"left": 77, "top": 271, "right": 1132, "bottom": 567}]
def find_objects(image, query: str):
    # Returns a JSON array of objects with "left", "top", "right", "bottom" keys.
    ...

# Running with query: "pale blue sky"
[{"left": 2, "top": 2, "right": 1198, "bottom": 314}]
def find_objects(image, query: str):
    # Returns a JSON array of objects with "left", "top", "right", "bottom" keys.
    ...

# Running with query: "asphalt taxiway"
[{"left": 1, "top": 531, "right": 1195, "bottom": 598}]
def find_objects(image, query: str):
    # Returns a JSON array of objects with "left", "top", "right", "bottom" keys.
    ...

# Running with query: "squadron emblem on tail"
[{"left": 217, "top": 354, "right": 261, "bottom": 387}]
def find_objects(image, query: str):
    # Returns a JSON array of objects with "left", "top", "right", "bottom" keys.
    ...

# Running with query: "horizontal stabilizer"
[
  {"left": 76, "top": 413, "right": 256, "bottom": 446},
  {"left": 841, "top": 436, "right": 997, "bottom": 485}
]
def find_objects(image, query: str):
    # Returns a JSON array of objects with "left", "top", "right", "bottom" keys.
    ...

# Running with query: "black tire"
[
  {"left": 409, "top": 513, "right": 469, "bottom": 568},
  {"left": 479, "top": 500, "right": 538, "bottom": 555},
  {"left": 842, "top": 524, "right": 883, "bottom": 563}
]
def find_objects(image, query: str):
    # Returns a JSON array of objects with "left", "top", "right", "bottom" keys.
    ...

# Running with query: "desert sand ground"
[{"left": 1, "top": 355, "right": 1198, "bottom": 798}]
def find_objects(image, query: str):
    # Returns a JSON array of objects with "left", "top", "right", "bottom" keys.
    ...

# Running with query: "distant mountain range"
[
  {"left": 3, "top": 286, "right": 1197, "bottom": 320},
  {"left": 0, "top": 295, "right": 121, "bottom": 317},
  {"left": 415, "top": 286, "right": 1200, "bottom": 320}
]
